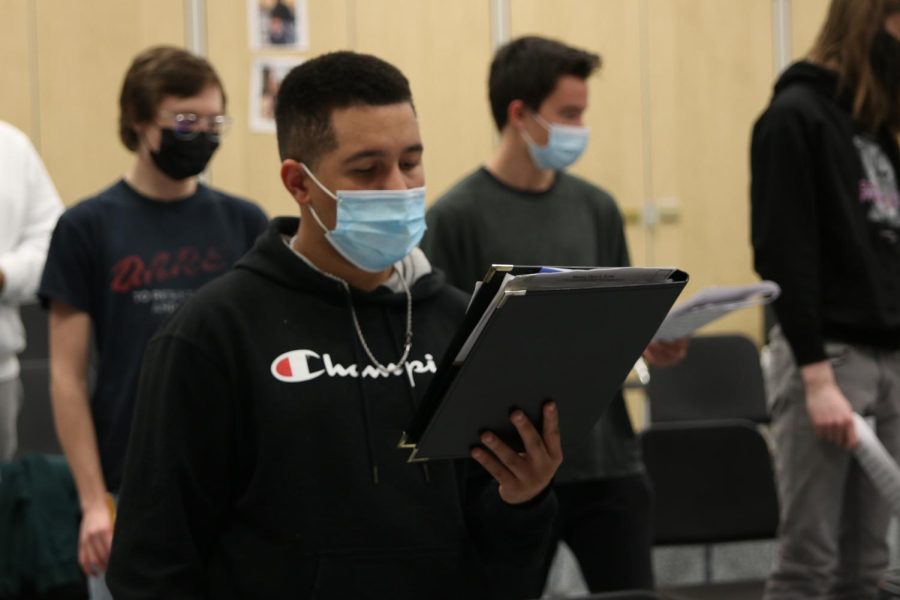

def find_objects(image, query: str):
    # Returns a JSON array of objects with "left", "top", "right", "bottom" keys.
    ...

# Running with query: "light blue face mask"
[
  {"left": 301, "top": 164, "right": 427, "bottom": 272},
  {"left": 522, "top": 113, "right": 589, "bottom": 171}
]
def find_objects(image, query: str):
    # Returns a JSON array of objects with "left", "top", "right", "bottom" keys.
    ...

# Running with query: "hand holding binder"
[
  {"left": 470, "top": 402, "right": 562, "bottom": 505},
  {"left": 401, "top": 264, "right": 688, "bottom": 461}
]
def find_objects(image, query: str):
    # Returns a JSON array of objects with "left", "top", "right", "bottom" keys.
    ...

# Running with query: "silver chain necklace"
[
  {"left": 285, "top": 236, "right": 413, "bottom": 373},
  {"left": 339, "top": 273, "right": 413, "bottom": 375}
]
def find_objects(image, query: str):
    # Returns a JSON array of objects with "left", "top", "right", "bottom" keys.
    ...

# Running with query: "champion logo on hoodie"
[{"left": 271, "top": 349, "right": 438, "bottom": 385}]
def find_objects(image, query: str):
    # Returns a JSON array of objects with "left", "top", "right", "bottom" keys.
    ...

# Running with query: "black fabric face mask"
[
  {"left": 871, "top": 30, "right": 900, "bottom": 96},
  {"left": 150, "top": 128, "right": 220, "bottom": 180}
]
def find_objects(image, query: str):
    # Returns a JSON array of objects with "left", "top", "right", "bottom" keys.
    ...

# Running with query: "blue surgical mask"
[
  {"left": 300, "top": 164, "right": 427, "bottom": 272},
  {"left": 522, "top": 114, "right": 589, "bottom": 171}
]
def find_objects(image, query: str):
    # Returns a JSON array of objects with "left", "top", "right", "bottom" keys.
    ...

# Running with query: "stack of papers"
[
  {"left": 653, "top": 281, "right": 780, "bottom": 341},
  {"left": 456, "top": 267, "right": 680, "bottom": 363}
]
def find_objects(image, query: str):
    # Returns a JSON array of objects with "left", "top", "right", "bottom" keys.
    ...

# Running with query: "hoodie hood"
[
  {"left": 236, "top": 216, "right": 446, "bottom": 306},
  {"left": 773, "top": 61, "right": 850, "bottom": 110},
  {"left": 752, "top": 58, "right": 900, "bottom": 366}
]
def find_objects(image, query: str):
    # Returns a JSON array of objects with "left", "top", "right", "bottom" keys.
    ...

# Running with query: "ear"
[
  {"left": 131, "top": 120, "right": 153, "bottom": 152},
  {"left": 507, "top": 99, "right": 529, "bottom": 131},
  {"left": 281, "top": 159, "right": 312, "bottom": 207}
]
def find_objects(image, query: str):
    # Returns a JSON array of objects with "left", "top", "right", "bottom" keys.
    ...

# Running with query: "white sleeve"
[{"left": 0, "top": 134, "right": 63, "bottom": 304}]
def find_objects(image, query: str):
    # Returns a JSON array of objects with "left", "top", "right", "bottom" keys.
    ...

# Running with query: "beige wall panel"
[
  {"left": 0, "top": 1, "right": 35, "bottom": 139},
  {"left": 35, "top": 0, "right": 184, "bottom": 206},
  {"left": 352, "top": 0, "right": 494, "bottom": 203},
  {"left": 792, "top": 0, "right": 830, "bottom": 60},
  {"left": 207, "top": 0, "right": 350, "bottom": 218},
  {"left": 647, "top": 0, "right": 773, "bottom": 342},
  {"left": 510, "top": 0, "right": 647, "bottom": 264}
]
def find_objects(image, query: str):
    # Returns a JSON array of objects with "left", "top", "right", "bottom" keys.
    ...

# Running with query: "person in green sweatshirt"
[{"left": 422, "top": 35, "right": 688, "bottom": 597}]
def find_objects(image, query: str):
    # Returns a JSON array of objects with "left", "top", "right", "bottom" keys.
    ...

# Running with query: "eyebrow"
[{"left": 343, "top": 144, "right": 424, "bottom": 164}]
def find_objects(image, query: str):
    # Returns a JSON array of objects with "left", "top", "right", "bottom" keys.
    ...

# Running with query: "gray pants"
[
  {"left": 0, "top": 378, "right": 21, "bottom": 461},
  {"left": 764, "top": 327, "right": 900, "bottom": 600},
  {"left": 88, "top": 572, "right": 113, "bottom": 600}
]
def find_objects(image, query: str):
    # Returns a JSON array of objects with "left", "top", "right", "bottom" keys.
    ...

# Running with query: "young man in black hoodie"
[
  {"left": 751, "top": 1, "right": 900, "bottom": 597},
  {"left": 105, "top": 51, "right": 562, "bottom": 599}
]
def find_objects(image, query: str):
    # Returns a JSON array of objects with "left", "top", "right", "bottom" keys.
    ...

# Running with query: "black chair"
[
  {"left": 18, "top": 302, "right": 49, "bottom": 361},
  {"left": 641, "top": 420, "right": 779, "bottom": 600},
  {"left": 16, "top": 302, "right": 60, "bottom": 456},
  {"left": 646, "top": 334, "right": 768, "bottom": 424},
  {"left": 16, "top": 359, "right": 60, "bottom": 456}
]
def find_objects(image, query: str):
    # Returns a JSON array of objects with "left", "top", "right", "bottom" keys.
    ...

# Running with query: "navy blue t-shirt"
[{"left": 39, "top": 179, "right": 268, "bottom": 491}]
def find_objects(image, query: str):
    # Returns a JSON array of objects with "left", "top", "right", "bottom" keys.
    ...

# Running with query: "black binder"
[{"left": 400, "top": 265, "right": 689, "bottom": 461}]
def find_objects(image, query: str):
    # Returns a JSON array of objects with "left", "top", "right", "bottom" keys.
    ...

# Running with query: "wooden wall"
[{"left": 0, "top": 0, "right": 835, "bottom": 343}]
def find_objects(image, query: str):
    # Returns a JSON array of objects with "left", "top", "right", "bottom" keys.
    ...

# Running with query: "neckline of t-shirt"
[
  {"left": 478, "top": 166, "right": 562, "bottom": 199},
  {"left": 118, "top": 178, "right": 205, "bottom": 208}
]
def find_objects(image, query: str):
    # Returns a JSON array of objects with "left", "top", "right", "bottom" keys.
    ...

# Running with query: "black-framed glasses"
[{"left": 158, "top": 111, "right": 233, "bottom": 140}]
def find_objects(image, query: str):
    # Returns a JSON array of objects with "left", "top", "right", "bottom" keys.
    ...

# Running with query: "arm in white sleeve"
[{"left": 0, "top": 130, "right": 63, "bottom": 303}]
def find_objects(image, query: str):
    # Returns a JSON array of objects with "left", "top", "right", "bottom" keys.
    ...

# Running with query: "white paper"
[
  {"left": 454, "top": 267, "right": 679, "bottom": 364},
  {"left": 852, "top": 413, "right": 900, "bottom": 516},
  {"left": 653, "top": 280, "right": 780, "bottom": 341},
  {"left": 505, "top": 267, "right": 677, "bottom": 293}
]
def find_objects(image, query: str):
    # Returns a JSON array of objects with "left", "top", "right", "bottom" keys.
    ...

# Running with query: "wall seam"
[
  {"left": 638, "top": 0, "right": 656, "bottom": 266},
  {"left": 185, "top": 0, "right": 208, "bottom": 56},
  {"left": 489, "top": 0, "right": 509, "bottom": 50},
  {"left": 28, "top": 0, "right": 41, "bottom": 152},
  {"left": 772, "top": 0, "right": 792, "bottom": 76}
]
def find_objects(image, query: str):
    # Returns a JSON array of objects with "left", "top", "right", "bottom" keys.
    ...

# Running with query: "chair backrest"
[
  {"left": 16, "top": 359, "right": 61, "bottom": 456},
  {"left": 19, "top": 301, "right": 49, "bottom": 361},
  {"left": 16, "top": 302, "right": 60, "bottom": 457},
  {"left": 641, "top": 419, "right": 779, "bottom": 546},
  {"left": 647, "top": 334, "right": 768, "bottom": 423}
]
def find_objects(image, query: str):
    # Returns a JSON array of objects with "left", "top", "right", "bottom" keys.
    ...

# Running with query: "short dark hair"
[
  {"left": 275, "top": 51, "right": 414, "bottom": 165},
  {"left": 118, "top": 46, "right": 225, "bottom": 152},
  {"left": 489, "top": 36, "right": 601, "bottom": 131}
]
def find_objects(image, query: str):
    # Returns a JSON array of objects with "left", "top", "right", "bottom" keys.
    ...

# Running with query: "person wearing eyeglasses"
[{"left": 37, "top": 46, "right": 268, "bottom": 600}]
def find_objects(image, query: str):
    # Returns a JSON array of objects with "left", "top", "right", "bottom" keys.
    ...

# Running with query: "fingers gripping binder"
[{"left": 400, "top": 265, "right": 689, "bottom": 462}]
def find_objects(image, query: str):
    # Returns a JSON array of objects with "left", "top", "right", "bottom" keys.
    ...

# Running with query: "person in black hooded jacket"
[
  {"left": 105, "top": 51, "right": 562, "bottom": 599},
  {"left": 751, "top": 1, "right": 900, "bottom": 597}
]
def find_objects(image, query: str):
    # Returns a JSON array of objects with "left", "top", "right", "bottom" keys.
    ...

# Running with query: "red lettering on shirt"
[
  {"left": 201, "top": 246, "right": 226, "bottom": 272},
  {"left": 149, "top": 251, "right": 171, "bottom": 283},
  {"left": 109, "top": 246, "right": 227, "bottom": 293},
  {"left": 110, "top": 256, "right": 146, "bottom": 293}
]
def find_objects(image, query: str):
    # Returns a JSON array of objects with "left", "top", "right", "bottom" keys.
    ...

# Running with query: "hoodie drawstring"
[{"left": 383, "top": 308, "right": 431, "bottom": 484}]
